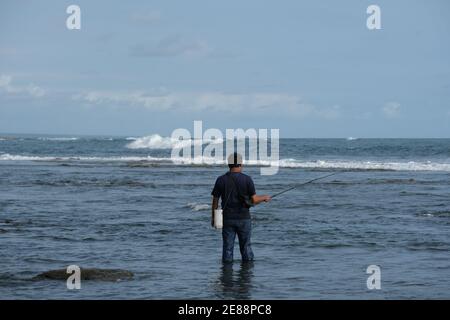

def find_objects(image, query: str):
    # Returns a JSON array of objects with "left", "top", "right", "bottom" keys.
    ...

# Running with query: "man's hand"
[{"left": 251, "top": 194, "right": 272, "bottom": 205}]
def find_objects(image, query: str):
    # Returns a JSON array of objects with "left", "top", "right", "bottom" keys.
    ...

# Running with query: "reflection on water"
[{"left": 216, "top": 261, "right": 254, "bottom": 299}]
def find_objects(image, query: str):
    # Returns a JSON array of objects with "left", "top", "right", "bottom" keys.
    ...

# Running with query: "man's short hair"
[{"left": 227, "top": 152, "right": 243, "bottom": 169}]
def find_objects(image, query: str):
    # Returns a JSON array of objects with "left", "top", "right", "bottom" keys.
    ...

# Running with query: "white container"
[{"left": 214, "top": 209, "right": 223, "bottom": 229}]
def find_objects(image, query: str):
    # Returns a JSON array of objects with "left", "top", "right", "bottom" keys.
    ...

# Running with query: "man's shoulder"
[
  {"left": 237, "top": 172, "right": 253, "bottom": 183},
  {"left": 218, "top": 172, "right": 253, "bottom": 181},
  {"left": 239, "top": 172, "right": 252, "bottom": 179},
  {"left": 216, "top": 173, "right": 228, "bottom": 182},
  {"left": 218, "top": 173, "right": 228, "bottom": 178}
]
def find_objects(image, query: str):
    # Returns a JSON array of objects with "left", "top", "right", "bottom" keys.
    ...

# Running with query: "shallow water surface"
[{"left": 0, "top": 137, "right": 449, "bottom": 299}]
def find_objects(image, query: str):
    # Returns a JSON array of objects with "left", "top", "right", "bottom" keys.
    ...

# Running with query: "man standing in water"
[{"left": 211, "top": 153, "right": 271, "bottom": 263}]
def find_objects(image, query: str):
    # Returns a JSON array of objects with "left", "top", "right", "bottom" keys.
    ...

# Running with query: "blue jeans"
[{"left": 222, "top": 219, "right": 254, "bottom": 262}]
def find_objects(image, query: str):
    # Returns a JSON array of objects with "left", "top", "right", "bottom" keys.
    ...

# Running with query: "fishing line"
[
  {"left": 271, "top": 172, "right": 340, "bottom": 199},
  {"left": 400, "top": 192, "right": 449, "bottom": 199}
]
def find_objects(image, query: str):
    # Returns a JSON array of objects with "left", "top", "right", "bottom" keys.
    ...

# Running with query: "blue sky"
[{"left": 0, "top": 0, "right": 449, "bottom": 137}]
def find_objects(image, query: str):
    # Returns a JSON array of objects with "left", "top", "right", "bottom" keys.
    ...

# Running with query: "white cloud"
[
  {"left": 382, "top": 102, "right": 401, "bottom": 118},
  {"left": 73, "top": 89, "right": 339, "bottom": 119},
  {"left": 0, "top": 75, "right": 11, "bottom": 87},
  {"left": 0, "top": 74, "right": 45, "bottom": 98},
  {"left": 130, "top": 35, "right": 212, "bottom": 58}
]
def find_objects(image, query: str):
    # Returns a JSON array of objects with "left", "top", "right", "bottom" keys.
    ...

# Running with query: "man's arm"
[
  {"left": 247, "top": 176, "right": 271, "bottom": 205},
  {"left": 251, "top": 194, "right": 271, "bottom": 205},
  {"left": 211, "top": 196, "right": 219, "bottom": 227}
]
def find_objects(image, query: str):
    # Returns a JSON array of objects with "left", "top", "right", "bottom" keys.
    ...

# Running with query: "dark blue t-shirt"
[{"left": 211, "top": 172, "right": 256, "bottom": 220}]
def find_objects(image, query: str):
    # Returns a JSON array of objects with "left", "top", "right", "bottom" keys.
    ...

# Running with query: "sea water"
[{"left": 0, "top": 135, "right": 449, "bottom": 299}]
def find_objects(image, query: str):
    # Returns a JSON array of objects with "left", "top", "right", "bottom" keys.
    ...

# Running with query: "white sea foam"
[
  {"left": 0, "top": 153, "right": 170, "bottom": 162},
  {"left": 186, "top": 202, "right": 210, "bottom": 211},
  {"left": 1, "top": 153, "right": 450, "bottom": 171},
  {"left": 273, "top": 159, "right": 450, "bottom": 171},
  {"left": 126, "top": 134, "right": 222, "bottom": 149},
  {"left": 38, "top": 137, "right": 79, "bottom": 141}
]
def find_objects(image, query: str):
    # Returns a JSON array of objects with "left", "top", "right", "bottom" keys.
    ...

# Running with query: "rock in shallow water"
[{"left": 33, "top": 268, "right": 134, "bottom": 281}]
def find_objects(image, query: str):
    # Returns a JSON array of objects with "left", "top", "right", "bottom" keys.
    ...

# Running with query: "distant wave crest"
[
  {"left": 186, "top": 202, "right": 210, "bottom": 211},
  {"left": 37, "top": 137, "right": 79, "bottom": 141},
  {"left": 1, "top": 153, "right": 450, "bottom": 172},
  {"left": 126, "top": 134, "right": 222, "bottom": 149}
]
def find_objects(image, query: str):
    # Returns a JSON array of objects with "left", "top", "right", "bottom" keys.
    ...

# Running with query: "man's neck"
[{"left": 230, "top": 168, "right": 241, "bottom": 173}]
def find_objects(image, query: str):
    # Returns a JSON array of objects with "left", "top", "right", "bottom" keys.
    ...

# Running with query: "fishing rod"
[
  {"left": 401, "top": 192, "right": 450, "bottom": 199},
  {"left": 271, "top": 172, "right": 340, "bottom": 199}
]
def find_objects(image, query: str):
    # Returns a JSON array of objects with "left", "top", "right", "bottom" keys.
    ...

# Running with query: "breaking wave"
[
  {"left": 186, "top": 202, "right": 210, "bottom": 211},
  {"left": 0, "top": 154, "right": 171, "bottom": 162},
  {"left": 126, "top": 134, "right": 222, "bottom": 149},
  {"left": 37, "top": 137, "right": 79, "bottom": 141},
  {"left": 1, "top": 153, "right": 450, "bottom": 171}
]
